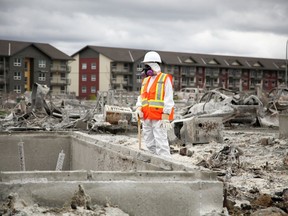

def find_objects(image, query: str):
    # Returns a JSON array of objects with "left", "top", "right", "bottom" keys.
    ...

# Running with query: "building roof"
[
  {"left": 73, "top": 45, "right": 287, "bottom": 71},
  {"left": 0, "top": 39, "right": 73, "bottom": 60},
  {"left": 72, "top": 45, "right": 148, "bottom": 63}
]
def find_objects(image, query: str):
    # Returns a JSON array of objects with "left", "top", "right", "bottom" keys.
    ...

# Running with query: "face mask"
[{"left": 141, "top": 65, "right": 155, "bottom": 78}]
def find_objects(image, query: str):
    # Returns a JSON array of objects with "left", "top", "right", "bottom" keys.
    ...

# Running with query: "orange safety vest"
[{"left": 140, "top": 72, "right": 174, "bottom": 120}]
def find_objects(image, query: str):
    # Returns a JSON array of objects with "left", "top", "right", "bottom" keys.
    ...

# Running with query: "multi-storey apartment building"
[
  {"left": 70, "top": 45, "right": 287, "bottom": 99},
  {"left": 70, "top": 46, "right": 146, "bottom": 99},
  {"left": 0, "top": 40, "right": 73, "bottom": 95}
]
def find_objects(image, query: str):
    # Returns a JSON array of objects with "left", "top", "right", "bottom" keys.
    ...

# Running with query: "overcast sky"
[{"left": 0, "top": 0, "right": 288, "bottom": 59}]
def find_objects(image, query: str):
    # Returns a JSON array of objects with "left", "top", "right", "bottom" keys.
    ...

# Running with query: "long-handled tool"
[{"left": 137, "top": 115, "right": 142, "bottom": 150}]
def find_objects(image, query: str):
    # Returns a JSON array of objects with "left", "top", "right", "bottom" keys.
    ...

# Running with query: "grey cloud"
[{"left": 0, "top": 0, "right": 287, "bottom": 58}]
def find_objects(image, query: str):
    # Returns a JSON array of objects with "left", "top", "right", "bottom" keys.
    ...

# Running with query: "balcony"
[
  {"left": 234, "top": 73, "right": 241, "bottom": 78},
  {"left": 187, "top": 71, "right": 195, "bottom": 76},
  {"left": 50, "top": 65, "right": 71, "bottom": 73},
  {"left": 0, "top": 75, "right": 8, "bottom": 84},
  {"left": 256, "top": 73, "right": 263, "bottom": 79},
  {"left": 181, "top": 81, "right": 188, "bottom": 86},
  {"left": 111, "top": 78, "right": 128, "bottom": 85},
  {"left": 111, "top": 68, "right": 131, "bottom": 75},
  {"left": 186, "top": 82, "right": 195, "bottom": 87},
  {"left": 228, "top": 83, "right": 234, "bottom": 87},
  {"left": 228, "top": 72, "right": 234, "bottom": 77},
  {"left": 205, "top": 82, "right": 212, "bottom": 87},
  {"left": 50, "top": 78, "right": 70, "bottom": 86},
  {"left": 205, "top": 71, "right": 212, "bottom": 76},
  {"left": 250, "top": 72, "right": 256, "bottom": 78},
  {"left": 0, "top": 64, "right": 9, "bottom": 73},
  {"left": 213, "top": 71, "right": 219, "bottom": 77}
]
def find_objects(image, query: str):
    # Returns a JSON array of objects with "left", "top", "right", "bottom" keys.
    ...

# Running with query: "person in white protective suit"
[{"left": 136, "top": 51, "right": 175, "bottom": 157}]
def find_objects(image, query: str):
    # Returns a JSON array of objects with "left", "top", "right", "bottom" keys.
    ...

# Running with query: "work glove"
[
  {"left": 136, "top": 107, "right": 143, "bottom": 119},
  {"left": 160, "top": 114, "right": 173, "bottom": 130}
]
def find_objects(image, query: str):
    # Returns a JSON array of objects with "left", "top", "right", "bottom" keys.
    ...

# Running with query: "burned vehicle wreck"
[{"left": 169, "top": 87, "right": 285, "bottom": 146}]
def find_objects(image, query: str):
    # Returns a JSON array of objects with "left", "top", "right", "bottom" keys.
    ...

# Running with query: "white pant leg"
[
  {"left": 152, "top": 120, "right": 171, "bottom": 157},
  {"left": 142, "top": 119, "right": 156, "bottom": 154}
]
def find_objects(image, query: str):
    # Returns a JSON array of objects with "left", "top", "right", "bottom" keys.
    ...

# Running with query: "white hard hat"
[{"left": 142, "top": 51, "right": 162, "bottom": 63}]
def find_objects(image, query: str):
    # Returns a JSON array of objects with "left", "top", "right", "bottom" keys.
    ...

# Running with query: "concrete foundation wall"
[
  {"left": 0, "top": 171, "right": 223, "bottom": 216},
  {"left": 0, "top": 132, "right": 200, "bottom": 172},
  {"left": 0, "top": 132, "right": 71, "bottom": 171},
  {"left": 70, "top": 133, "right": 194, "bottom": 172}
]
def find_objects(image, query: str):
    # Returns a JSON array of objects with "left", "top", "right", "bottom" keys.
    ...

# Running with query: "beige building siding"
[
  {"left": 69, "top": 54, "right": 79, "bottom": 96},
  {"left": 99, "top": 54, "right": 112, "bottom": 91}
]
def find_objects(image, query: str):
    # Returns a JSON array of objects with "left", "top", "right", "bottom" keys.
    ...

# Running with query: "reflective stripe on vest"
[
  {"left": 141, "top": 73, "right": 167, "bottom": 108},
  {"left": 141, "top": 77, "right": 149, "bottom": 107}
]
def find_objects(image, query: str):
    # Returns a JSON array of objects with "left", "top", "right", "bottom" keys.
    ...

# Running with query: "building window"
[
  {"left": 137, "top": 75, "right": 142, "bottom": 83},
  {"left": 91, "top": 74, "right": 96, "bottom": 81},
  {"left": 60, "top": 62, "right": 67, "bottom": 70},
  {"left": 61, "top": 86, "right": 66, "bottom": 94},
  {"left": 189, "top": 67, "right": 196, "bottom": 73},
  {"left": 91, "top": 86, "right": 96, "bottom": 93},
  {"left": 111, "top": 62, "right": 117, "bottom": 70},
  {"left": 167, "top": 66, "right": 172, "bottom": 73},
  {"left": 61, "top": 73, "right": 66, "bottom": 80},
  {"left": 14, "top": 85, "right": 21, "bottom": 93},
  {"left": 124, "top": 63, "right": 129, "bottom": 70},
  {"left": 91, "top": 63, "right": 97, "bottom": 70},
  {"left": 82, "top": 86, "right": 87, "bottom": 93},
  {"left": 39, "top": 73, "right": 46, "bottom": 81},
  {"left": 137, "top": 64, "right": 143, "bottom": 72},
  {"left": 124, "top": 75, "right": 128, "bottom": 83},
  {"left": 82, "top": 74, "right": 87, "bottom": 81},
  {"left": 14, "top": 72, "right": 21, "bottom": 80},
  {"left": 82, "top": 63, "right": 87, "bottom": 70},
  {"left": 39, "top": 60, "right": 46, "bottom": 68},
  {"left": 14, "top": 58, "right": 21, "bottom": 66}
]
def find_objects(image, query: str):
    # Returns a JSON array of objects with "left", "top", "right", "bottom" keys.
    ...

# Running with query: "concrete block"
[{"left": 181, "top": 116, "right": 223, "bottom": 144}]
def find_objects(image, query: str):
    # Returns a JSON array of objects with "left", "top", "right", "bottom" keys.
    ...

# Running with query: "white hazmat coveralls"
[{"left": 136, "top": 71, "right": 174, "bottom": 157}]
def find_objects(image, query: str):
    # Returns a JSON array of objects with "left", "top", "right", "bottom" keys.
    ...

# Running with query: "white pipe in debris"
[
  {"left": 55, "top": 150, "right": 65, "bottom": 171},
  {"left": 171, "top": 116, "right": 196, "bottom": 125},
  {"left": 17, "top": 141, "right": 25, "bottom": 171}
]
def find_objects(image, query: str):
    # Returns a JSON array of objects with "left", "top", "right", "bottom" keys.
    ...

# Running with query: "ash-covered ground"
[{"left": 1, "top": 127, "right": 288, "bottom": 216}]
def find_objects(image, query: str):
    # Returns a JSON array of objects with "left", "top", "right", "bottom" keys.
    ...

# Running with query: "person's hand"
[
  {"left": 160, "top": 114, "right": 173, "bottom": 130},
  {"left": 136, "top": 107, "right": 143, "bottom": 119}
]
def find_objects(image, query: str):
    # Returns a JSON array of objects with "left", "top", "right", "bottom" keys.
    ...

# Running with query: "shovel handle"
[{"left": 138, "top": 116, "right": 141, "bottom": 150}]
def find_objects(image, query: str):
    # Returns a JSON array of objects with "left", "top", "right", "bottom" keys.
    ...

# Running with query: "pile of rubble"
[
  {"left": 0, "top": 83, "right": 138, "bottom": 133},
  {"left": 1, "top": 83, "right": 288, "bottom": 133}
]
